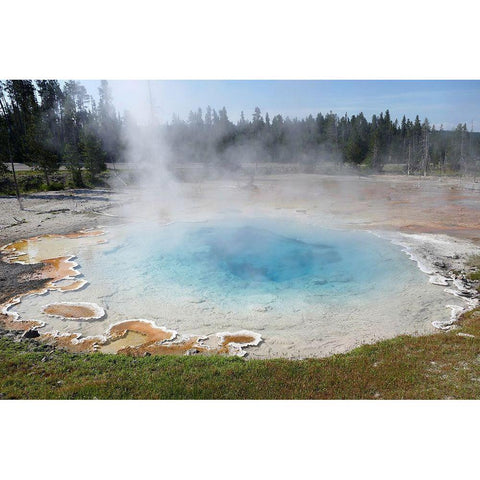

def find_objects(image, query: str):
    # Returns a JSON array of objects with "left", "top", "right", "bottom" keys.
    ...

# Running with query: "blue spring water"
[{"left": 92, "top": 217, "right": 426, "bottom": 313}]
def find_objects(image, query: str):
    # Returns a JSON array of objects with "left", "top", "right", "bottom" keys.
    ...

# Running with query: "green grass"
[
  {"left": 2, "top": 307, "right": 480, "bottom": 399},
  {"left": 468, "top": 272, "right": 480, "bottom": 281},
  {"left": 466, "top": 255, "right": 480, "bottom": 281},
  {"left": 0, "top": 169, "right": 113, "bottom": 194}
]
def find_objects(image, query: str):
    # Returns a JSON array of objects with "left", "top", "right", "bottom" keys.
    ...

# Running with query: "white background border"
[{"left": 1, "top": 1, "right": 479, "bottom": 478}]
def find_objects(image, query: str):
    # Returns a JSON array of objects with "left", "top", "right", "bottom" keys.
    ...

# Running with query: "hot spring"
[{"left": 6, "top": 216, "right": 466, "bottom": 358}]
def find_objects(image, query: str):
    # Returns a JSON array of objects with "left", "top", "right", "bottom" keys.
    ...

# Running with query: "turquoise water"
[{"left": 91, "top": 217, "right": 424, "bottom": 313}]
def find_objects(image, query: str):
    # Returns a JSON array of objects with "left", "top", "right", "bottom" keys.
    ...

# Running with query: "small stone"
[
  {"left": 22, "top": 329, "right": 40, "bottom": 339},
  {"left": 185, "top": 348, "right": 200, "bottom": 356},
  {"left": 457, "top": 332, "right": 475, "bottom": 338},
  {"left": 143, "top": 352, "right": 151, "bottom": 357}
]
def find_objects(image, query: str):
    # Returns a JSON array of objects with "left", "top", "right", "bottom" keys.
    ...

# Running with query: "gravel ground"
[{"left": 0, "top": 189, "right": 126, "bottom": 246}]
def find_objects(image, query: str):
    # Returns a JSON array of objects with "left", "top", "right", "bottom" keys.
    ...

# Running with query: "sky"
[{"left": 78, "top": 80, "right": 480, "bottom": 131}]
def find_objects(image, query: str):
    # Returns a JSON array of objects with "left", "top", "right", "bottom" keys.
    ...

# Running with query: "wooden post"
[{"left": 9, "top": 146, "right": 23, "bottom": 210}]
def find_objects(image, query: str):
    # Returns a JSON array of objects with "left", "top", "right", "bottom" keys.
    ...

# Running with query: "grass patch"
[
  {"left": 468, "top": 272, "right": 480, "bottom": 281},
  {"left": 466, "top": 255, "right": 480, "bottom": 281},
  {"left": 2, "top": 307, "right": 480, "bottom": 399},
  {"left": 0, "top": 170, "right": 113, "bottom": 194}
]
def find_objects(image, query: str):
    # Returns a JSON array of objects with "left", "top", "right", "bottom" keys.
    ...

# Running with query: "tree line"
[
  {"left": 2, "top": 80, "right": 480, "bottom": 203},
  {"left": 0, "top": 80, "right": 122, "bottom": 204},
  {"left": 166, "top": 106, "right": 480, "bottom": 176}
]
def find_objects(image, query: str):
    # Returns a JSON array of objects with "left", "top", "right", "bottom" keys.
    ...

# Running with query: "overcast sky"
[{"left": 77, "top": 80, "right": 480, "bottom": 131}]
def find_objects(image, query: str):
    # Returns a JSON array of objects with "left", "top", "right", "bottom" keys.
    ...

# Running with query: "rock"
[
  {"left": 143, "top": 352, "right": 151, "bottom": 357},
  {"left": 22, "top": 329, "right": 40, "bottom": 339},
  {"left": 429, "top": 275, "right": 449, "bottom": 286},
  {"left": 185, "top": 348, "right": 200, "bottom": 356}
]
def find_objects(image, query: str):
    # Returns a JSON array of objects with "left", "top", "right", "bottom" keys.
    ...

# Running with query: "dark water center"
[{"left": 203, "top": 226, "right": 340, "bottom": 282}]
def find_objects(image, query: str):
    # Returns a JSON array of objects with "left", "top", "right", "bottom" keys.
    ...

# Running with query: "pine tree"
[
  {"left": 80, "top": 132, "right": 106, "bottom": 182},
  {"left": 63, "top": 143, "right": 84, "bottom": 187}
]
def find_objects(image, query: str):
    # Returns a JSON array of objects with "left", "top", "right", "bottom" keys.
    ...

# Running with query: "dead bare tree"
[
  {"left": 422, "top": 122, "right": 430, "bottom": 177},
  {"left": 407, "top": 141, "right": 411, "bottom": 175}
]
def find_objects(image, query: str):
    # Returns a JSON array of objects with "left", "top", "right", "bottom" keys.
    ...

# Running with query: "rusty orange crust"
[
  {"left": 0, "top": 230, "right": 103, "bottom": 332},
  {"left": 3, "top": 315, "right": 260, "bottom": 356},
  {"left": 216, "top": 334, "right": 257, "bottom": 354},
  {"left": 1, "top": 230, "right": 105, "bottom": 263},
  {"left": 40, "top": 257, "right": 80, "bottom": 282},
  {"left": 55, "top": 280, "right": 87, "bottom": 292},
  {"left": 115, "top": 332, "right": 258, "bottom": 357},
  {"left": 43, "top": 304, "right": 98, "bottom": 319},
  {"left": 0, "top": 313, "right": 42, "bottom": 332},
  {"left": 39, "top": 333, "right": 101, "bottom": 353},
  {"left": 108, "top": 320, "right": 176, "bottom": 343},
  {"left": 117, "top": 336, "right": 208, "bottom": 356},
  {"left": 0, "top": 257, "right": 85, "bottom": 326},
  {"left": 108, "top": 325, "right": 257, "bottom": 357},
  {"left": 101, "top": 321, "right": 179, "bottom": 356}
]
